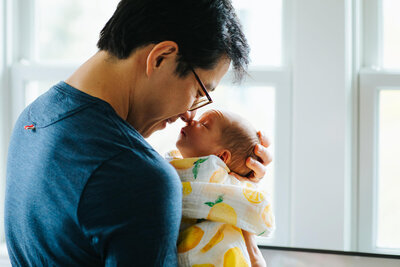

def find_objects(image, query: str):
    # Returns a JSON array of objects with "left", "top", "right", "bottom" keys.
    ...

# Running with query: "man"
[{"left": 5, "top": 0, "right": 271, "bottom": 266}]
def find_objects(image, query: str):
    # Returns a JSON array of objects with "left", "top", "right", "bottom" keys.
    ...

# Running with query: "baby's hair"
[{"left": 219, "top": 115, "right": 260, "bottom": 177}]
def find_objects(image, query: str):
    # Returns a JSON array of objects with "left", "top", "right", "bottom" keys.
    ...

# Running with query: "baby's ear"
[{"left": 217, "top": 149, "right": 231, "bottom": 164}]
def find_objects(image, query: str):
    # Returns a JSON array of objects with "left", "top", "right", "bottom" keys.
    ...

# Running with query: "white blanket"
[{"left": 167, "top": 151, "right": 275, "bottom": 267}]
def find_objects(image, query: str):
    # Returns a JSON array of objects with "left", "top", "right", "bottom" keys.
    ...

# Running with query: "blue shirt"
[{"left": 5, "top": 82, "right": 182, "bottom": 266}]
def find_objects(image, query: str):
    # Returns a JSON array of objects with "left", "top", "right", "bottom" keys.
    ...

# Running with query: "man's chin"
[{"left": 142, "top": 120, "right": 168, "bottom": 138}]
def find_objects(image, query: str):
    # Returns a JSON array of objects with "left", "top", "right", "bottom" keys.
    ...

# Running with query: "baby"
[
  {"left": 170, "top": 109, "right": 273, "bottom": 267},
  {"left": 176, "top": 109, "right": 261, "bottom": 177}
]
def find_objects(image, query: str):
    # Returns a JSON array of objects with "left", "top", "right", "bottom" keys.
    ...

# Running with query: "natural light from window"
[
  {"left": 35, "top": 0, "right": 282, "bottom": 67},
  {"left": 382, "top": 0, "right": 400, "bottom": 70},
  {"left": 35, "top": 0, "right": 120, "bottom": 63},
  {"left": 376, "top": 90, "right": 400, "bottom": 249},
  {"left": 232, "top": 0, "right": 282, "bottom": 67}
]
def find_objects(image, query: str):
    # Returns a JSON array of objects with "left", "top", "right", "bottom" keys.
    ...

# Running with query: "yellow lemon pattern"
[
  {"left": 168, "top": 154, "right": 273, "bottom": 266},
  {"left": 200, "top": 224, "right": 226, "bottom": 253},
  {"left": 261, "top": 204, "right": 274, "bottom": 228},
  {"left": 182, "top": 182, "right": 192, "bottom": 196},
  {"left": 167, "top": 149, "right": 182, "bottom": 159},
  {"left": 209, "top": 167, "right": 227, "bottom": 183},
  {"left": 170, "top": 158, "right": 200, "bottom": 169},
  {"left": 242, "top": 182, "right": 266, "bottom": 204},
  {"left": 178, "top": 225, "right": 205, "bottom": 253},
  {"left": 223, "top": 247, "right": 249, "bottom": 267},
  {"left": 207, "top": 202, "right": 237, "bottom": 226}
]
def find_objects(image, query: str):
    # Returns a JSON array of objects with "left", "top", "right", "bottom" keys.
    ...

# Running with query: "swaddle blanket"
[{"left": 167, "top": 151, "right": 275, "bottom": 267}]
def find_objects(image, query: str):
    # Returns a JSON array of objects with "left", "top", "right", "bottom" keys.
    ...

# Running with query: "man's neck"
[{"left": 65, "top": 51, "right": 138, "bottom": 121}]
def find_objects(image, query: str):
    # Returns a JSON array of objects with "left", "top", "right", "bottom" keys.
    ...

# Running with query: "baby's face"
[{"left": 176, "top": 110, "right": 226, "bottom": 158}]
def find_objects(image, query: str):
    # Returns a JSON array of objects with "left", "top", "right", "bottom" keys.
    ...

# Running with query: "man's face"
[
  {"left": 139, "top": 57, "right": 230, "bottom": 138},
  {"left": 176, "top": 109, "right": 226, "bottom": 158}
]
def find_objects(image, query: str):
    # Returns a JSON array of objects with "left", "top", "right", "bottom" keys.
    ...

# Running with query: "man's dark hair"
[{"left": 97, "top": 0, "right": 250, "bottom": 81}]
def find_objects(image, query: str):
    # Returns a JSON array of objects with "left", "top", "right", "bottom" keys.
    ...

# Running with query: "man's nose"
[{"left": 180, "top": 110, "right": 197, "bottom": 123}]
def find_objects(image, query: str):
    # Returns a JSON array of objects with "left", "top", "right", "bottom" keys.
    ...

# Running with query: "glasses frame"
[{"left": 189, "top": 68, "right": 213, "bottom": 111}]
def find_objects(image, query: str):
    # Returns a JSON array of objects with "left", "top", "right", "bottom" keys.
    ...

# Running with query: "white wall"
[{"left": 290, "top": 0, "right": 355, "bottom": 250}]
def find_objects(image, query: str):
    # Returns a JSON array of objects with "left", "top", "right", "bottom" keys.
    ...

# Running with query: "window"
[
  {"left": 376, "top": 90, "right": 400, "bottom": 249},
  {"left": 359, "top": 0, "right": 400, "bottom": 254},
  {"left": 382, "top": 0, "right": 400, "bottom": 70}
]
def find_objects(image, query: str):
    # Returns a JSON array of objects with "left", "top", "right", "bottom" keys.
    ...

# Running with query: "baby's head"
[{"left": 176, "top": 109, "right": 260, "bottom": 177}]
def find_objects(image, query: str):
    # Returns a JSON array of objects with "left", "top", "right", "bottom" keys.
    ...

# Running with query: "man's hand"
[{"left": 230, "top": 131, "right": 272, "bottom": 182}]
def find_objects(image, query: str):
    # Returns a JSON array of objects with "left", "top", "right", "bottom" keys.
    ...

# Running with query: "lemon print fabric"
[
  {"left": 223, "top": 247, "right": 249, "bottom": 267},
  {"left": 165, "top": 149, "right": 183, "bottom": 160},
  {"left": 170, "top": 158, "right": 200, "bottom": 170},
  {"left": 168, "top": 153, "right": 273, "bottom": 266},
  {"left": 242, "top": 182, "right": 266, "bottom": 204},
  {"left": 177, "top": 221, "right": 251, "bottom": 267},
  {"left": 182, "top": 182, "right": 192, "bottom": 196},
  {"left": 261, "top": 204, "right": 275, "bottom": 228},
  {"left": 178, "top": 225, "right": 205, "bottom": 253},
  {"left": 205, "top": 195, "right": 237, "bottom": 226},
  {"left": 170, "top": 157, "right": 209, "bottom": 180},
  {"left": 209, "top": 167, "right": 227, "bottom": 183},
  {"left": 200, "top": 224, "right": 226, "bottom": 253}
]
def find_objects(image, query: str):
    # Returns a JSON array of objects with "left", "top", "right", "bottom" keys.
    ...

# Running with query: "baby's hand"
[{"left": 229, "top": 131, "right": 272, "bottom": 183}]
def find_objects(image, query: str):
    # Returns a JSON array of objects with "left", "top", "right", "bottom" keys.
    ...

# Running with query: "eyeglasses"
[{"left": 188, "top": 68, "right": 213, "bottom": 111}]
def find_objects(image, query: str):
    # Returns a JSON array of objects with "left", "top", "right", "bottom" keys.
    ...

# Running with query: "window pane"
[
  {"left": 376, "top": 90, "right": 400, "bottom": 249},
  {"left": 35, "top": 0, "right": 119, "bottom": 63},
  {"left": 35, "top": 0, "right": 282, "bottom": 67},
  {"left": 382, "top": 0, "right": 400, "bottom": 69},
  {"left": 232, "top": 0, "right": 282, "bottom": 67},
  {"left": 25, "top": 81, "right": 58, "bottom": 106},
  {"left": 147, "top": 85, "right": 275, "bottom": 201}
]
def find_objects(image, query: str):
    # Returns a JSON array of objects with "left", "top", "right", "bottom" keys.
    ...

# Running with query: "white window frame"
[
  {"left": 358, "top": 0, "right": 400, "bottom": 255},
  {"left": 359, "top": 70, "right": 400, "bottom": 255},
  {"left": 222, "top": 68, "right": 292, "bottom": 247}
]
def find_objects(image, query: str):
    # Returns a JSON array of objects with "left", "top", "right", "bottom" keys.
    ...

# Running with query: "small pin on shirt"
[{"left": 24, "top": 124, "right": 35, "bottom": 130}]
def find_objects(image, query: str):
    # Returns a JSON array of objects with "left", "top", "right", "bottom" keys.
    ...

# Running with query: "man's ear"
[
  {"left": 146, "top": 41, "right": 178, "bottom": 77},
  {"left": 217, "top": 149, "right": 231, "bottom": 164}
]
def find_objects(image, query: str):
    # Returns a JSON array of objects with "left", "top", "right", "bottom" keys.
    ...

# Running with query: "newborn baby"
[
  {"left": 169, "top": 109, "right": 274, "bottom": 267},
  {"left": 176, "top": 109, "right": 261, "bottom": 177}
]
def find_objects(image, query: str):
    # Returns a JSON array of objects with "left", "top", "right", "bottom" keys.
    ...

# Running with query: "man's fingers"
[
  {"left": 257, "top": 131, "right": 271, "bottom": 148},
  {"left": 246, "top": 157, "right": 265, "bottom": 180},
  {"left": 254, "top": 144, "right": 272, "bottom": 165}
]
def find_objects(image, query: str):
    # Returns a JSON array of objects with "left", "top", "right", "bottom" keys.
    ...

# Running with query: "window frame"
[
  {"left": 219, "top": 68, "right": 292, "bottom": 247},
  {"left": 358, "top": 0, "right": 400, "bottom": 255},
  {"left": 359, "top": 69, "right": 400, "bottom": 255}
]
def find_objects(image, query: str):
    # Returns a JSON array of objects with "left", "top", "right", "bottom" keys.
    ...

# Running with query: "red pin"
[{"left": 24, "top": 124, "right": 35, "bottom": 130}]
